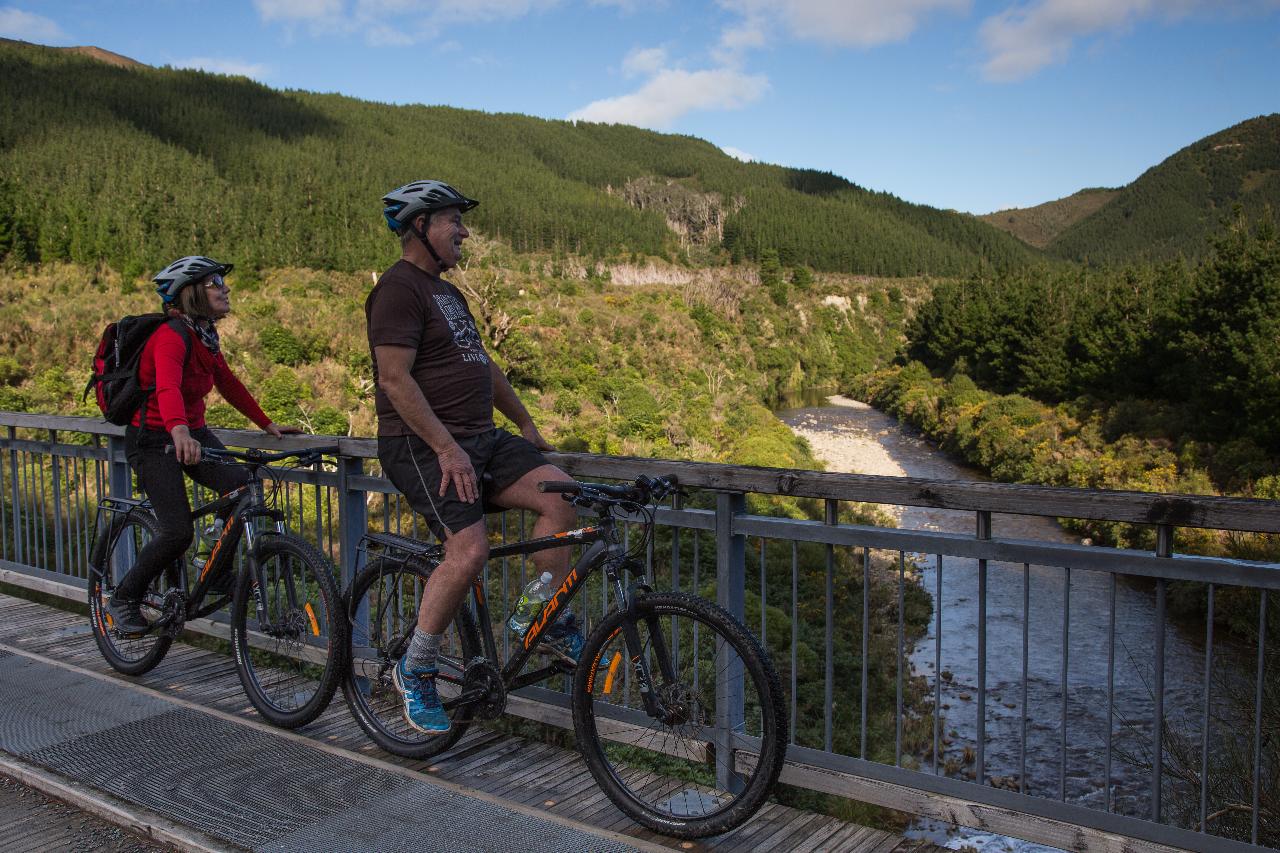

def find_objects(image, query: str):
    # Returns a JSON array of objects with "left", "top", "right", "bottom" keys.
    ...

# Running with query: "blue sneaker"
[
  {"left": 392, "top": 658, "right": 451, "bottom": 735},
  {"left": 541, "top": 612, "right": 584, "bottom": 664}
]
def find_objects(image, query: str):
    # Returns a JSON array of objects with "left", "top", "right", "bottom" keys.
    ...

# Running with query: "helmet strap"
[{"left": 412, "top": 221, "right": 449, "bottom": 271}]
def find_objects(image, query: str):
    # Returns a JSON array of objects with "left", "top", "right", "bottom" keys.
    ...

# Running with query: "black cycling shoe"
[{"left": 105, "top": 594, "right": 150, "bottom": 636}]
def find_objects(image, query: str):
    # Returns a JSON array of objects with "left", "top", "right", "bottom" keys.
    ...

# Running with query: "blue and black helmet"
[
  {"left": 381, "top": 180, "right": 478, "bottom": 231},
  {"left": 152, "top": 256, "right": 233, "bottom": 304}
]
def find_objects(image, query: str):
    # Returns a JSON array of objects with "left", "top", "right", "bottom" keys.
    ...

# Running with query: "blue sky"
[{"left": 3, "top": 0, "right": 1278, "bottom": 213}]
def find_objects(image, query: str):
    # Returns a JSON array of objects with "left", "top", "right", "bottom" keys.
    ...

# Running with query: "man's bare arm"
[
  {"left": 376, "top": 344, "right": 479, "bottom": 503},
  {"left": 489, "top": 360, "right": 553, "bottom": 451}
]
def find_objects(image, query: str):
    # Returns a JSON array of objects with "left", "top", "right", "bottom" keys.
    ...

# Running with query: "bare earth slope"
[{"left": 978, "top": 188, "right": 1118, "bottom": 248}]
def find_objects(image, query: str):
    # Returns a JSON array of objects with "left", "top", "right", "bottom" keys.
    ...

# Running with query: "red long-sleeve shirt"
[{"left": 132, "top": 323, "right": 271, "bottom": 432}]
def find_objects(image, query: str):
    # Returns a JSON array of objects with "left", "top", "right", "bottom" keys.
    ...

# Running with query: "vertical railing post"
[
  {"left": 976, "top": 509, "right": 991, "bottom": 784},
  {"left": 715, "top": 490, "right": 746, "bottom": 794},
  {"left": 8, "top": 426, "right": 20, "bottom": 563},
  {"left": 107, "top": 434, "right": 131, "bottom": 499},
  {"left": 824, "top": 498, "right": 837, "bottom": 753},
  {"left": 336, "top": 452, "right": 367, "bottom": 589},
  {"left": 49, "top": 429, "right": 65, "bottom": 575},
  {"left": 1153, "top": 523, "right": 1173, "bottom": 822}
]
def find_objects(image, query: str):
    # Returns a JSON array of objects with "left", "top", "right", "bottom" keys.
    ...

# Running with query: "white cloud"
[
  {"left": 717, "top": 0, "right": 969, "bottom": 55},
  {"left": 255, "top": 0, "right": 566, "bottom": 44},
  {"left": 979, "top": 0, "right": 1280, "bottom": 82},
  {"left": 174, "top": 57, "right": 271, "bottom": 80},
  {"left": 622, "top": 46, "right": 668, "bottom": 77},
  {"left": 721, "top": 145, "right": 755, "bottom": 161},
  {"left": 568, "top": 67, "right": 768, "bottom": 129},
  {"left": 0, "top": 7, "right": 67, "bottom": 42},
  {"left": 253, "top": 0, "right": 345, "bottom": 23}
]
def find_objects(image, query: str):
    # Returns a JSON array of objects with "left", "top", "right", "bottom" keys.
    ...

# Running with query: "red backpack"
[{"left": 83, "top": 314, "right": 191, "bottom": 426}]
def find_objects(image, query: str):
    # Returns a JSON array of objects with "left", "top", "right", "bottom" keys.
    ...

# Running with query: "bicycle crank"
[{"left": 460, "top": 657, "right": 506, "bottom": 720}]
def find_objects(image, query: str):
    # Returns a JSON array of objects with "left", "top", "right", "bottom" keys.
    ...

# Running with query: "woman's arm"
[{"left": 211, "top": 354, "right": 298, "bottom": 434}]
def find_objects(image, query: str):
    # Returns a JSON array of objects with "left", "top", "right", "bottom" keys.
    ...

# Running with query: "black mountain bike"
[
  {"left": 342, "top": 474, "right": 787, "bottom": 838},
  {"left": 89, "top": 445, "right": 347, "bottom": 729}
]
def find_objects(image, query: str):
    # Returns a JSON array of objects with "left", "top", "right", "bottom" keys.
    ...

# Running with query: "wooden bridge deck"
[{"left": 0, "top": 590, "right": 941, "bottom": 852}]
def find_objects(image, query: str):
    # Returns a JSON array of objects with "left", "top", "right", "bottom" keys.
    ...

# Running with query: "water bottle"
[
  {"left": 192, "top": 517, "right": 224, "bottom": 571},
  {"left": 507, "top": 571, "right": 554, "bottom": 634}
]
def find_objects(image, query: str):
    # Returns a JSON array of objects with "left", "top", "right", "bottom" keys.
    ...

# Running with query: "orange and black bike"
[
  {"left": 342, "top": 474, "right": 787, "bottom": 838},
  {"left": 88, "top": 445, "right": 347, "bottom": 729}
]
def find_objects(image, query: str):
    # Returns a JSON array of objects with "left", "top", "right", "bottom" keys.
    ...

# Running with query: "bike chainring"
[
  {"left": 158, "top": 588, "right": 188, "bottom": 638},
  {"left": 462, "top": 657, "right": 506, "bottom": 720}
]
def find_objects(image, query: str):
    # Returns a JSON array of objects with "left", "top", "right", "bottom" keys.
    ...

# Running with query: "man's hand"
[
  {"left": 521, "top": 422, "right": 555, "bottom": 452},
  {"left": 170, "top": 425, "right": 202, "bottom": 466},
  {"left": 438, "top": 442, "right": 479, "bottom": 502},
  {"left": 265, "top": 422, "right": 304, "bottom": 437}
]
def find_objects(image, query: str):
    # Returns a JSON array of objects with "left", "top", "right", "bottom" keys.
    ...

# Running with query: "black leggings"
[{"left": 115, "top": 426, "right": 248, "bottom": 600}]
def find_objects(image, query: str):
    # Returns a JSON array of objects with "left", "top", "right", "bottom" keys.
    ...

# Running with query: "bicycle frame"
[
  {"left": 457, "top": 509, "right": 675, "bottom": 719},
  {"left": 93, "top": 474, "right": 289, "bottom": 626}
]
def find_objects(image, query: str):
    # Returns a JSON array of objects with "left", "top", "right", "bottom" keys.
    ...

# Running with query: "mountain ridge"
[{"left": 981, "top": 115, "right": 1279, "bottom": 262}]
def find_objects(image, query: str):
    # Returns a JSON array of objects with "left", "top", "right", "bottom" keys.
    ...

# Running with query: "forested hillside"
[
  {"left": 1044, "top": 115, "right": 1280, "bottom": 263},
  {"left": 899, "top": 210, "right": 1280, "bottom": 492},
  {"left": 0, "top": 39, "right": 1038, "bottom": 279}
]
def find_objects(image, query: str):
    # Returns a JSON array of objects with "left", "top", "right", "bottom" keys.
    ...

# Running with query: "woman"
[{"left": 106, "top": 255, "right": 300, "bottom": 634}]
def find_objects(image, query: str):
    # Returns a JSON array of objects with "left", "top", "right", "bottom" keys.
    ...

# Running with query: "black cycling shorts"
[{"left": 378, "top": 428, "right": 549, "bottom": 539}]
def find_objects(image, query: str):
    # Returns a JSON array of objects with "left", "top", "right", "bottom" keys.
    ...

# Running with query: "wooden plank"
[
  {"left": 823, "top": 822, "right": 878, "bottom": 852},
  {"left": 748, "top": 809, "right": 824, "bottom": 852},
  {"left": 706, "top": 802, "right": 784, "bottom": 850},
  {"left": 546, "top": 451, "right": 1280, "bottom": 532},
  {"left": 10, "top": 411, "right": 1280, "bottom": 531},
  {"left": 786, "top": 817, "right": 849, "bottom": 853},
  {"left": 491, "top": 751, "right": 583, "bottom": 800}
]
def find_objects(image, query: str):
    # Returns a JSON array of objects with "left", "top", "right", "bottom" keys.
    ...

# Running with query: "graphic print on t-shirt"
[{"left": 433, "top": 293, "right": 489, "bottom": 365}]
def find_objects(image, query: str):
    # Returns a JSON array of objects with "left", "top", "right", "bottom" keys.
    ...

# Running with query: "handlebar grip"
[{"left": 538, "top": 481, "right": 581, "bottom": 494}]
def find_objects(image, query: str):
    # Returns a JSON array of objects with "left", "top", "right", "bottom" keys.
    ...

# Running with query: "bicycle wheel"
[
  {"left": 342, "top": 556, "right": 481, "bottom": 758},
  {"left": 87, "top": 510, "right": 175, "bottom": 676},
  {"left": 231, "top": 534, "right": 345, "bottom": 729},
  {"left": 572, "top": 591, "right": 787, "bottom": 838}
]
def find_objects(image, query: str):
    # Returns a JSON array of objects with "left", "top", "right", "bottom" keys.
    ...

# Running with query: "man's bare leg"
[
  {"left": 490, "top": 464, "right": 579, "bottom": 585},
  {"left": 416, "top": 520, "right": 489, "bottom": 634}
]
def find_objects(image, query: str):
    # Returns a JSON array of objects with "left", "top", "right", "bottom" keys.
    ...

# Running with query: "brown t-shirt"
[{"left": 365, "top": 260, "right": 494, "bottom": 437}]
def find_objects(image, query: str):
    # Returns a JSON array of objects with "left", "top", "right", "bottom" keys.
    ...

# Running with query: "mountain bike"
[
  {"left": 342, "top": 474, "right": 787, "bottom": 838},
  {"left": 88, "top": 444, "right": 347, "bottom": 729}
]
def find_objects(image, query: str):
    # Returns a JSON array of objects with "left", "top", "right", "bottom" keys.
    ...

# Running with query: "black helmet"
[
  {"left": 382, "top": 180, "right": 478, "bottom": 231},
  {"left": 153, "top": 256, "right": 233, "bottom": 304}
]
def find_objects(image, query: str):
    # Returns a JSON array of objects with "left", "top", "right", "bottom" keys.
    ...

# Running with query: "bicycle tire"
[
  {"left": 342, "top": 556, "right": 481, "bottom": 758},
  {"left": 572, "top": 591, "right": 787, "bottom": 838},
  {"left": 231, "top": 534, "right": 345, "bottom": 729},
  {"left": 87, "top": 510, "right": 175, "bottom": 676}
]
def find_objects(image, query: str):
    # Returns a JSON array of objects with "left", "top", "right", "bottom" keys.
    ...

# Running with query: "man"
[{"left": 366, "top": 179, "right": 580, "bottom": 736}]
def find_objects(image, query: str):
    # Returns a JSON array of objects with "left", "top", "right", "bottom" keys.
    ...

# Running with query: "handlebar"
[
  {"left": 198, "top": 445, "right": 339, "bottom": 466},
  {"left": 537, "top": 474, "right": 678, "bottom": 506}
]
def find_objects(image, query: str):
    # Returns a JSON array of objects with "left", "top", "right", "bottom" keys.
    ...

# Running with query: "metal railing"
[{"left": 2, "top": 411, "right": 1277, "bottom": 853}]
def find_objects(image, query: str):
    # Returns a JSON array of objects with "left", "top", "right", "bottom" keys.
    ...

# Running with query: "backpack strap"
[
  {"left": 130, "top": 318, "right": 195, "bottom": 427},
  {"left": 165, "top": 317, "right": 193, "bottom": 366}
]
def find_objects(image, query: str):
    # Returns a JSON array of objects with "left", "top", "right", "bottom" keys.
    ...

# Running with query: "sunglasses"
[{"left": 202, "top": 275, "right": 229, "bottom": 291}]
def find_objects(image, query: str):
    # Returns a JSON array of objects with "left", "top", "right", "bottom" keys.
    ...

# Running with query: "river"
[{"left": 777, "top": 395, "right": 1224, "bottom": 852}]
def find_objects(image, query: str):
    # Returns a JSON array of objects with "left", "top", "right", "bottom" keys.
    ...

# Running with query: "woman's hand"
[
  {"left": 170, "top": 425, "right": 202, "bottom": 465},
  {"left": 265, "top": 422, "right": 304, "bottom": 437}
]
